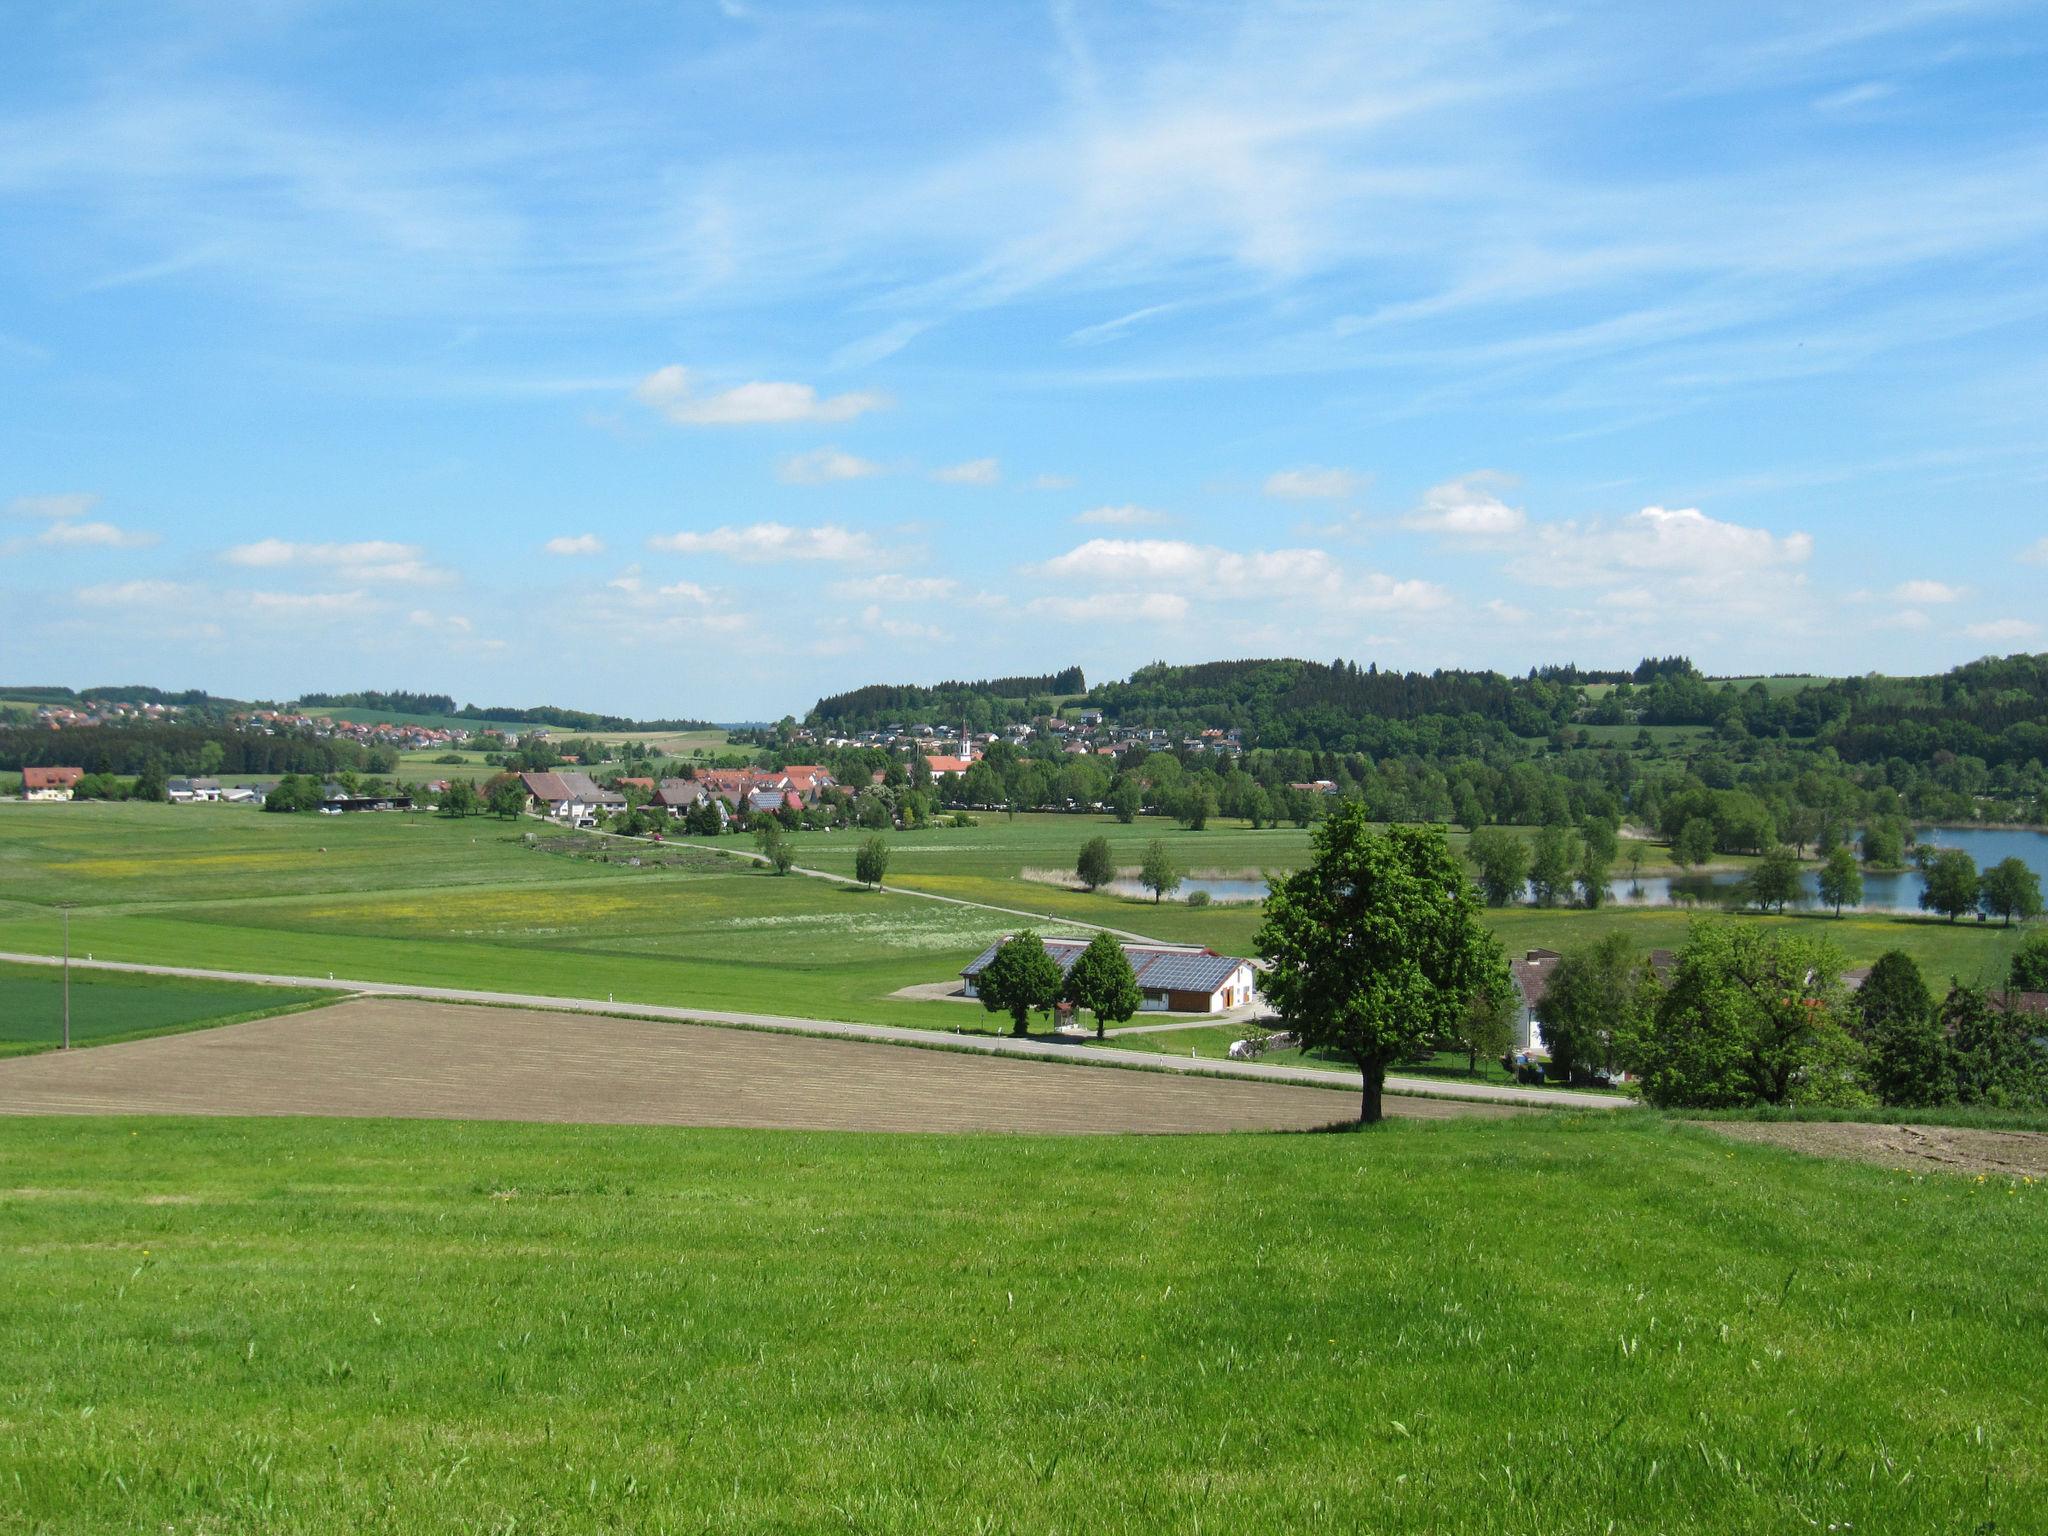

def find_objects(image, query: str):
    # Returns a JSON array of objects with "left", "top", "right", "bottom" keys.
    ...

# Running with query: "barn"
[{"left": 960, "top": 937, "right": 1257, "bottom": 1014}]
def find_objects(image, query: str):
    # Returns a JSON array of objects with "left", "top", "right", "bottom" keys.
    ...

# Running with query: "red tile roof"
[{"left": 22, "top": 766, "right": 84, "bottom": 790}]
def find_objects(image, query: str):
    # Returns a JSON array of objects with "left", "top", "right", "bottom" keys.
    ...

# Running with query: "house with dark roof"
[
  {"left": 960, "top": 937, "right": 1256, "bottom": 1014},
  {"left": 21, "top": 766, "right": 84, "bottom": 801}
]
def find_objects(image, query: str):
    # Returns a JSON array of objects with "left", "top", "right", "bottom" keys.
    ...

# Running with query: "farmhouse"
[
  {"left": 21, "top": 766, "right": 83, "bottom": 801},
  {"left": 960, "top": 937, "right": 1257, "bottom": 1014},
  {"left": 167, "top": 776, "right": 223, "bottom": 803},
  {"left": 520, "top": 770, "right": 625, "bottom": 822}
]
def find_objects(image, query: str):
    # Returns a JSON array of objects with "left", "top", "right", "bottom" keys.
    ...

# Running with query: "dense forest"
[{"left": 810, "top": 668, "right": 1086, "bottom": 732}]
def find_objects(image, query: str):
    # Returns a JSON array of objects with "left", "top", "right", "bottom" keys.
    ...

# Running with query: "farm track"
[{"left": 0, "top": 997, "right": 1516, "bottom": 1133}]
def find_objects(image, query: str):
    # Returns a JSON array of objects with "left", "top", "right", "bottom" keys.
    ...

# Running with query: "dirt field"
[
  {"left": 1702, "top": 1119, "right": 2048, "bottom": 1178},
  {"left": 0, "top": 997, "right": 1516, "bottom": 1134}
]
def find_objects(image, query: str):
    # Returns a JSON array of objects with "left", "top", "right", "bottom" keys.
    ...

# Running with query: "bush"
[{"left": 1185, "top": 889, "right": 1211, "bottom": 908}]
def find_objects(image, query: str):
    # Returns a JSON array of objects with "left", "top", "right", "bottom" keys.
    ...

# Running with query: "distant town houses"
[
  {"left": 800, "top": 714, "right": 1240, "bottom": 762},
  {"left": 32, "top": 700, "right": 181, "bottom": 729}
]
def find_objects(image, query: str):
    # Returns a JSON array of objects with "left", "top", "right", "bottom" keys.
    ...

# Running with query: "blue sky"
[{"left": 4, "top": 1, "right": 2046, "bottom": 721}]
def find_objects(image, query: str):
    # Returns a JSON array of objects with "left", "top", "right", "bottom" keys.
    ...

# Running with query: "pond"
[{"left": 1103, "top": 875, "right": 1272, "bottom": 904}]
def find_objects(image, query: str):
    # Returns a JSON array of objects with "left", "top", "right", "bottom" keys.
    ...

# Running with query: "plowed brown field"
[{"left": 0, "top": 997, "right": 1516, "bottom": 1134}]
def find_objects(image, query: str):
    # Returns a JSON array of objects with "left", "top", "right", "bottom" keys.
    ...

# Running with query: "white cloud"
[
  {"left": 833, "top": 573, "right": 958, "bottom": 602},
  {"left": 778, "top": 447, "right": 884, "bottom": 485},
  {"left": 1485, "top": 598, "right": 1531, "bottom": 623},
  {"left": 648, "top": 522, "right": 878, "bottom": 563},
  {"left": 1964, "top": 618, "right": 2040, "bottom": 644},
  {"left": 544, "top": 533, "right": 605, "bottom": 556},
  {"left": 1509, "top": 506, "right": 1812, "bottom": 599},
  {"left": 657, "top": 580, "right": 713, "bottom": 604},
  {"left": 1406, "top": 473, "right": 1526, "bottom": 536},
  {"left": 222, "top": 538, "right": 451, "bottom": 585},
  {"left": 1891, "top": 579, "right": 1963, "bottom": 604},
  {"left": 2020, "top": 537, "right": 2048, "bottom": 565},
  {"left": 633, "top": 365, "right": 888, "bottom": 426},
  {"left": 75, "top": 579, "right": 191, "bottom": 607},
  {"left": 408, "top": 608, "right": 474, "bottom": 633},
  {"left": 1028, "top": 592, "right": 1190, "bottom": 624},
  {"left": 1265, "top": 466, "right": 1365, "bottom": 500},
  {"left": 245, "top": 589, "right": 374, "bottom": 617},
  {"left": 9, "top": 492, "right": 101, "bottom": 520},
  {"left": 1033, "top": 537, "right": 1447, "bottom": 615},
  {"left": 931, "top": 457, "right": 1000, "bottom": 486},
  {"left": 1074, "top": 504, "right": 1168, "bottom": 526},
  {"left": 860, "top": 604, "right": 951, "bottom": 641}
]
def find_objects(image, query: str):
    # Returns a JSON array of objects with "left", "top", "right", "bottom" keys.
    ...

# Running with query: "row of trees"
[{"left": 1537, "top": 927, "right": 2048, "bottom": 1109}]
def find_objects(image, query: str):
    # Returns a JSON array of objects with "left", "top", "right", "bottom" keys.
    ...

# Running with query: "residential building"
[{"left": 21, "top": 766, "right": 83, "bottom": 801}]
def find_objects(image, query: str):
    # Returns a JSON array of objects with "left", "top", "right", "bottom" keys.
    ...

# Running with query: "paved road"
[{"left": 0, "top": 950, "right": 1615, "bottom": 1110}]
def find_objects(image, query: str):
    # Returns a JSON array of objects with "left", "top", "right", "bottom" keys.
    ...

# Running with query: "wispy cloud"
[
  {"left": 634, "top": 366, "right": 888, "bottom": 427},
  {"left": 1074, "top": 504, "right": 1168, "bottom": 526},
  {"left": 779, "top": 448, "right": 884, "bottom": 485},
  {"left": 543, "top": 533, "right": 605, "bottom": 556},
  {"left": 931, "top": 457, "right": 999, "bottom": 486},
  {"left": 223, "top": 538, "right": 452, "bottom": 585},
  {"left": 1265, "top": 467, "right": 1365, "bottom": 500},
  {"left": 648, "top": 522, "right": 879, "bottom": 563}
]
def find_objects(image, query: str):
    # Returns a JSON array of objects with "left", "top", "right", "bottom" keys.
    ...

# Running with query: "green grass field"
[
  {"left": 0, "top": 1112, "right": 2039, "bottom": 1531},
  {"left": 0, "top": 962, "right": 327, "bottom": 1056},
  {"left": 0, "top": 803, "right": 2031, "bottom": 1030}
]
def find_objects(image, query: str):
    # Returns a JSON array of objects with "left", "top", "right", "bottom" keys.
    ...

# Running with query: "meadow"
[
  {"left": 0, "top": 962, "right": 328, "bottom": 1056},
  {"left": 0, "top": 1111, "right": 2040, "bottom": 1532},
  {"left": 0, "top": 803, "right": 2030, "bottom": 1033}
]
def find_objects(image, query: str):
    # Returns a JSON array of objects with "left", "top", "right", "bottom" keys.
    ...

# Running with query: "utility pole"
[{"left": 61, "top": 904, "right": 71, "bottom": 1051}]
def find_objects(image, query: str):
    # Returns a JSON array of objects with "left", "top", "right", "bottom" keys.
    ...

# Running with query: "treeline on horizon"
[{"left": 1, "top": 685, "right": 711, "bottom": 735}]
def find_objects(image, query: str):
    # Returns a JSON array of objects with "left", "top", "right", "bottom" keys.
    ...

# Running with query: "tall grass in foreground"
[{"left": 0, "top": 1113, "right": 2042, "bottom": 1532}]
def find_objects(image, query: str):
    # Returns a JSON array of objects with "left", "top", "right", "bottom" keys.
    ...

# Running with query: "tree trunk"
[{"left": 1357, "top": 1061, "right": 1385, "bottom": 1125}]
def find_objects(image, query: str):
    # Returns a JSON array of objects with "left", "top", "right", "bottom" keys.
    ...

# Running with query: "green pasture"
[
  {"left": 0, "top": 962, "right": 327, "bottom": 1056},
  {"left": 0, "top": 804, "right": 2030, "bottom": 1031},
  {"left": 0, "top": 1113, "right": 2040, "bottom": 1532}
]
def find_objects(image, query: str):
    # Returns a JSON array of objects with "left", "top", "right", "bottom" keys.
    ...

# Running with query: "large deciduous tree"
[
  {"left": 1256, "top": 805, "right": 1507, "bottom": 1124},
  {"left": 978, "top": 930, "right": 1064, "bottom": 1036},
  {"left": 1074, "top": 836, "right": 1117, "bottom": 892},
  {"left": 1628, "top": 921, "right": 1865, "bottom": 1109},
  {"left": 1743, "top": 845, "right": 1802, "bottom": 914},
  {"left": 1139, "top": 839, "right": 1183, "bottom": 904},
  {"left": 1857, "top": 950, "right": 1950, "bottom": 1107},
  {"left": 854, "top": 835, "right": 890, "bottom": 888},
  {"left": 1465, "top": 827, "right": 1530, "bottom": 907},
  {"left": 1919, "top": 848, "right": 1981, "bottom": 923},
  {"left": 1538, "top": 932, "right": 1655, "bottom": 1084},
  {"left": 2011, "top": 932, "right": 2048, "bottom": 993},
  {"left": 1816, "top": 844, "right": 1863, "bottom": 916},
  {"left": 1979, "top": 857, "right": 2043, "bottom": 927},
  {"left": 1063, "top": 931, "right": 1142, "bottom": 1039}
]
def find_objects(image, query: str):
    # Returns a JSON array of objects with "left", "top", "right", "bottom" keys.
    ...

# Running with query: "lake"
[
  {"left": 1106, "top": 825, "right": 2048, "bottom": 915},
  {"left": 1610, "top": 825, "right": 2048, "bottom": 914}
]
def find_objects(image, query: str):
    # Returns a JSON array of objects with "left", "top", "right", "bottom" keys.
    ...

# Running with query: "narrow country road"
[{"left": 0, "top": 950, "right": 1615, "bottom": 1110}]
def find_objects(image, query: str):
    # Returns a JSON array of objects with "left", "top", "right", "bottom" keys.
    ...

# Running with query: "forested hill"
[
  {"left": 1086, "top": 660, "right": 1572, "bottom": 750},
  {"left": 809, "top": 668, "right": 1085, "bottom": 731},
  {"left": 802, "top": 652, "right": 2048, "bottom": 767}
]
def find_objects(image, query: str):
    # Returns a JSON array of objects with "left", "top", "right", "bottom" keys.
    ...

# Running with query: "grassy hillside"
[{"left": 0, "top": 1113, "right": 2039, "bottom": 1531}]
